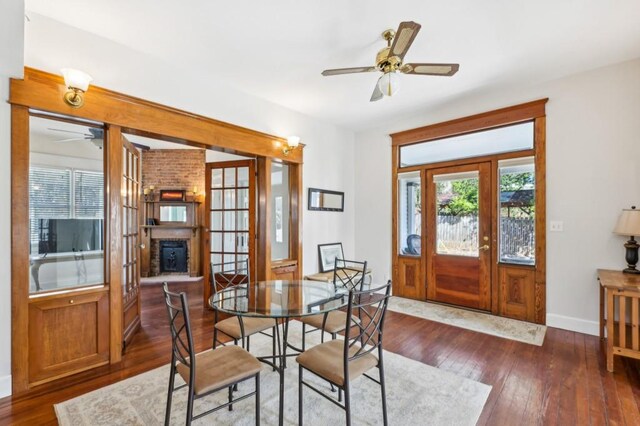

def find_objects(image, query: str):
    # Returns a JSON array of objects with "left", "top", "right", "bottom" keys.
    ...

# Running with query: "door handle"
[{"left": 478, "top": 244, "right": 490, "bottom": 251}]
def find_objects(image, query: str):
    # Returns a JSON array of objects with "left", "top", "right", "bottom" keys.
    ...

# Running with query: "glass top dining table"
[
  {"left": 208, "top": 279, "right": 350, "bottom": 426},
  {"left": 209, "top": 279, "right": 350, "bottom": 318}
]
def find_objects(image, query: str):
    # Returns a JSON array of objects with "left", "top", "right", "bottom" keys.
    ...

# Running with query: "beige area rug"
[
  {"left": 388, "top": 296, "right": 546, "bottom": 346},
  {"left": 140, "top": 275, "right": 203, "bottom": 285},
  {"left": 55, "top": 322, "right": 491, "bottom": 425}
]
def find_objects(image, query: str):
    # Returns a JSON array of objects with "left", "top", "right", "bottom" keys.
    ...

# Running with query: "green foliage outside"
[{"left": 437, "top": 172, "right": 535, "bottom": 217}]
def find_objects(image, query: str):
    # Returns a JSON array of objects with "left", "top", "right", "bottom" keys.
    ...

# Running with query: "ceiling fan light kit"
[{"left": 321, "top": 21, "right": 460, "bottom": 102}]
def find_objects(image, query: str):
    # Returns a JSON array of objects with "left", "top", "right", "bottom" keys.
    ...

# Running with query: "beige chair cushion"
[
  {"left": 215, "top": 316, "right": 275, "bottom": 340},
  {"left": 296, "top": 339, "right": 378, "bottom": 386},
  {"left": 301, "top": 311, "right": 359, "bottom": 334},
  {"left": 176, "top": 346, "right": 262, "bottom": 395}
]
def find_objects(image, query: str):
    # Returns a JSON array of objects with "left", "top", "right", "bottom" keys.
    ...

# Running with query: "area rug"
[
  {"left": 388, "top": 296, "right": 546, "bottom": 346},
  {"left": 55, "top": 322, "right": 491, "bottom": 425}
]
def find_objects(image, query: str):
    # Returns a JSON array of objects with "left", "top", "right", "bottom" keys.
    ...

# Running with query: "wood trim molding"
[
  {"left": 10, "top": 67, "right": 303, "bottom": 163},
  {"left": 390, "top": 98, "right": 548, "bottom": 146},
  {"left": 107, "top": 125, "right": 123, "bottom": 363},
  {"left": 11, "top": 105, "right": 30, "bottom": 393},
  {"left": 391, "top": 99, "right": 547, "bottom": 324}
]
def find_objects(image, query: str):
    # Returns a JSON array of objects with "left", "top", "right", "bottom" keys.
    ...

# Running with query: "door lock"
[{"left": 479, "top": 244, "right": 490, "bottom": 251}]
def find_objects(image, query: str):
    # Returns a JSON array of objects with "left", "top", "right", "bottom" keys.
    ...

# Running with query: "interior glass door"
[
  {"left": 204, "top": 160, "right": 255, "bottom": 302},
  {"left": 426, "top": 162, "right": 492, "bottom": 310},
  {"left": 121, "top": 136, "right": 141, "bottom": 347}
]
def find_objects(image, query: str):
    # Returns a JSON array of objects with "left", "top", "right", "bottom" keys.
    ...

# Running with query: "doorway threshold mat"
[{"left": 388, "top": 296, "right": 546, "bottom": 346}]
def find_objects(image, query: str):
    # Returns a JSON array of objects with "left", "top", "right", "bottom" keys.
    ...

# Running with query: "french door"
[
  {"left": 121, "top": 136, "right": 141, "bottom": 348},
  {"left": 426, "top": 162, "right": 492, "bottom": 310},
  {"left": 203, "top": 160, "right": 256, "bottom": 304}
]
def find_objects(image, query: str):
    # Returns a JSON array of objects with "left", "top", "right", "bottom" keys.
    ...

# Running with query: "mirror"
[
  {"left": 160, "top": 205, "right": 187, "bottom": 222},
  {"left": 308, "top": 188, "right": 344, "bottom": 212}
]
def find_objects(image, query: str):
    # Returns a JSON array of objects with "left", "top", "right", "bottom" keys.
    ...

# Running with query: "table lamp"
[{"left": 613, "top": 206, "right": 640, "bottom": 274}]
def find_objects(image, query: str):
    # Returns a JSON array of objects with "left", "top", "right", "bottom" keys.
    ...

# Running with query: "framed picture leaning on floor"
[{"left": 318, "top": 242, "right": 344, "bottom": 272}]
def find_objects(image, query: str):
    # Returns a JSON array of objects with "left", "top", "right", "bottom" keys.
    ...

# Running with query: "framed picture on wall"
[
  {"left": 318, "top": 242, "right": 344, "bottom": 272},
  {"left": 159, "top": 189, "right": 186, "bottom": 201}
]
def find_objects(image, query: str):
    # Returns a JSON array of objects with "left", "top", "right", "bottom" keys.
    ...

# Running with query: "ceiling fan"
[
  {"left": 321, "top": 21, "right": 459, "bottom": 102},
  {"left": 49, "top": 127, "right": 106, "bottom": 149},
  {"left": 48, "top": 127, "right": 150, "bottom": 151}
]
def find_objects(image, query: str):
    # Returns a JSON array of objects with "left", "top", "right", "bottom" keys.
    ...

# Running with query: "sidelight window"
[
  {"left": 498, "top": 157, "right": 535, "bottom": 265},
  {"left": 398, "top": 171, "right": 421, "bottom": 256}
]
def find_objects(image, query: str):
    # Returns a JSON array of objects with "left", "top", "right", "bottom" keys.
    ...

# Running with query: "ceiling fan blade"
[
  {"left": 321, "top": 66, "right": 377, "bottom": 76},
  {"left": 370, "top": 83, "right": 383, "bottom": 102},
  {"left": 47, "top": 128, "right": 92, "bottom": 137},
  {"left": 55, "top": 138, "right": 86, "bottom": 143},
  {"left": 389, "top": 21, "right": 421, "bottom": 60},
  {"left": 401, "top": 63, "right": 460, "bottom": 76}
]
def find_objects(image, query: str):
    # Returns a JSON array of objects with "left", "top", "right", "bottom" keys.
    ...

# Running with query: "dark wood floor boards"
[{"left": 1, "top": 281, "right": 640, "bottom": 425}]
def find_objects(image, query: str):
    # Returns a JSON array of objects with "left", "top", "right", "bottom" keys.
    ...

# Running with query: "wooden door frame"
[
  {"left": 9, "top": 67, "right": 304, "bottom": 393},
  {"left": 391, "top": 99, "right": 547, "bottom": 324}
]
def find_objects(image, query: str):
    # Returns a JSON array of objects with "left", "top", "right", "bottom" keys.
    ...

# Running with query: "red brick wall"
[{"left": 141, "top": 149, "right": 205, "bottom": 193}]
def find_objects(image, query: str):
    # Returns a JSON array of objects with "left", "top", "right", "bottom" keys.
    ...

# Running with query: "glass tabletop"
[{"left": 209, "top": 280, "right": 349, "bottom": 318}]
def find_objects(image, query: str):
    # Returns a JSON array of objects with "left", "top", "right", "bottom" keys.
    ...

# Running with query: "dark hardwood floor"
[{"left": 1, "top": 280, "right": 639, "bottom": 425}]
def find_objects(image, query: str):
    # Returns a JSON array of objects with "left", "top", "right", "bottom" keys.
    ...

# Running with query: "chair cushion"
[
  {"left": 176, "top": 346, "right": 262, "bottom": 395},
  {"left": 215, "top": 316, "right": 275, "bottom": 339},
  {"left": 301, "top": 311, "right": 359, "bottom": 334},
  {"left": 296, "top": 339, "right": 378, "bottom": 386}
]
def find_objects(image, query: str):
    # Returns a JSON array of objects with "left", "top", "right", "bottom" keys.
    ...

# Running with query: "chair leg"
[
  {"left": 255, "top": 373, "right": 261, "bottom": 426},
  {"left": 164, "top": 366, "right": 176, "bottom": 426},
  {"left": 344, "top": 384, "right": 351, "bottom": 426},
  {"left": 379, "top": 356, "right": 388, "bottom": 426},
  {"left": 301, "top": 322, "right": 306, "bottom": 351},
  {"left": 298, "top": 366, "right": 304, "bottom": 426},
  {"left": 247, "top": 335, "right": 251, "bottom": 352},
  {"left": 213, "top": 326, "right": 218, "bottom": 350},
  {"left": 329, "top": 333, "right": 337, "bottom": 393},
  {"left": 186, "top": 383, "right": 195, "bottom": 426},
  {"left": 228, "top": 385, "right": 233, "bottom": 411}
]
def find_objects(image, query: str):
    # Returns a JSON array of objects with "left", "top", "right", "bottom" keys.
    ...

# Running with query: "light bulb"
[{"left": 377, "top": 72, "right": 401, "bottom": 97}]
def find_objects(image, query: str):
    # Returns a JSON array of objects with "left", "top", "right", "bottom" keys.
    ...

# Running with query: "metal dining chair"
[
  {"left": 297, "top": 280, "right": 392, "bottom": 426},
  {"left": 300, "top": 258, "right": 368, "bottom": 351},
  {"left": 211, "top": 260, "right": 276, "bottom": 354},
  {"left": 162, "top": 284, "right": 261, "bottom": 426}
]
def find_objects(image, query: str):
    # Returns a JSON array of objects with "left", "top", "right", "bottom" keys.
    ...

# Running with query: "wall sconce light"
[
  {"left": 283, "top": 135, "right": 300, "bottom": 156},
  {"left": 61, "top": 68, "right": 93, "bottom": 108}
]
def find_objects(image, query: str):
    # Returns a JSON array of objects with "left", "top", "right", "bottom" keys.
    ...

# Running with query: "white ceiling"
[{"left": 26, "top": 0, "right": 640, "bottom": 131}]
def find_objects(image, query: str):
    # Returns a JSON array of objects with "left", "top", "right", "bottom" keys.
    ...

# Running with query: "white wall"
[
  {"left": 0, "top": 0, "right": 24, "bottom": 399},
  {"left": 355, "top": 58, "right": 640, "bottom": 335}
]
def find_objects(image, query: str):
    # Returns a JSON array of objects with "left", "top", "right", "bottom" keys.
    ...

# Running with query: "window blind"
[{"left": 74, "top": 170, "right": 104, "bottom": 218}]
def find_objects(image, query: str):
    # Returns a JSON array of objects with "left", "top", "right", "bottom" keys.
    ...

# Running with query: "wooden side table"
[{"left": 598, "top": 269, "right": 640, "bottom": 372}]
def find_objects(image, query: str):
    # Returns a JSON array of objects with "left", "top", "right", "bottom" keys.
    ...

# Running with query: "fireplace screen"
[{"left": 159, "top": 240, "right": 188, "bottom": 273}]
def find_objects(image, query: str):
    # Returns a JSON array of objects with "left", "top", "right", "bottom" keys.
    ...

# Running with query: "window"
[
  {"left": 499, "top": 157, "right": 535, "bottom": 265},
  {"left": 434, "top": 171, "right": 479, "bottom": 257},
  {"left": 29, "top": 166, "right": 104, "bottom": 253},
  {"left": 400, "top": 121, "right": 534, "bottom": 167},
  {"left": 271, "top": 162, "right": 290, "bottom": 261},
  {"left": 398, "top": 172, "right": 421, "bottom": 255}
]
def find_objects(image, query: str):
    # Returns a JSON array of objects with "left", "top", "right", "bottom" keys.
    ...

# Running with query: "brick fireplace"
[{"left": 140, "top": 148, "right": 205, "bottom": 278}]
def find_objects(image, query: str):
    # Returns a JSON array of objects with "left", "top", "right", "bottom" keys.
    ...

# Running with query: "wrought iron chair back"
[
  {"left": 343, "top": 280, "right": 392, "bottom": 362},
  {"left": 163, "top": 284, "right": 195, "bottom": 372},
  {"left": 211, "top": 259, "right": 250, "bottom": 294},
  {"left": 332, "top": 258, "right": 368, "bottom": 292}
]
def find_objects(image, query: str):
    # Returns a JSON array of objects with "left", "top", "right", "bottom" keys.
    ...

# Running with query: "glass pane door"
[
  {"left": 205, "top": 160, "right": 255, "bottom": 291},
  {"left": 434, "top": 171, "right": 480, "bottom": 257}
]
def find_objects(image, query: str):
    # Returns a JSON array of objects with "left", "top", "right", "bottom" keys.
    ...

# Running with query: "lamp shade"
[
  {"left": 61, "top": 68, "right": 93, "bottom": 92},
  {"left": 613, "top": 208, "right": 640, "bottom": 236},
  {"left": 377, "top": 72, "right": 400, "bottom": 97},
  {"left": 287, "top": 136, "right": 300, "bottom": 148}
]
